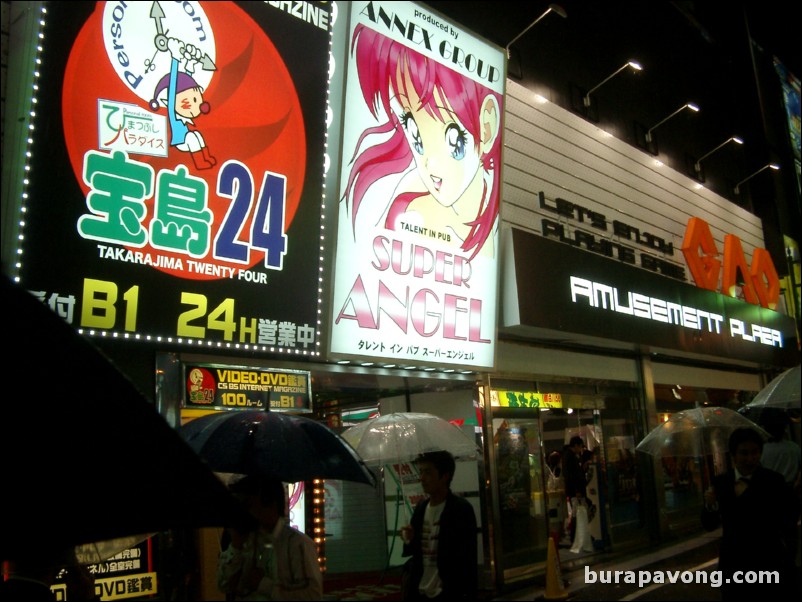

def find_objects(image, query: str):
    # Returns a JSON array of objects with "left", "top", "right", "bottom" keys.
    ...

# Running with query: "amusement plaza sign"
[{"left": 538, "top": 189, "right": 780, "bottom": 310}]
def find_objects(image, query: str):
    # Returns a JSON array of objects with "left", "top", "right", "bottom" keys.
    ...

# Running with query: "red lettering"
[
  {"left": 681, "top": 217, "right": 720, "bottom": 291},
  {"left": 680, "top": 217, "right": 779, "bottom": 309},
  {"left": 750, "top": 248, "right": 780, "bottom": 310},
  {"left": 722, "top": 235, "right": 759, "bottom": 304}
]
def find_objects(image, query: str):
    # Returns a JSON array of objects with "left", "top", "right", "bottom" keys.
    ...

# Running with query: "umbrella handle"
[
  {"left": 386, "top": 483, "right": 403, "bottom": 559},
  {"left": 385, "top": 464, "right": 413, "bottom": 522},
  {"left": 379, "top": 467, "right": 410, "bottom": 570}
]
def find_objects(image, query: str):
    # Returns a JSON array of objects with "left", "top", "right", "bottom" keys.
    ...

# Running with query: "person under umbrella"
[
  {"left": 701, "top": 427, "right": 795, "bottom": 601},
  {"left": 758, "top": 409, "right": 801, "bottom": 489},
  {"left": 399, "top": 451, "right": 478, "bottom": 602},
  {"left": 179, "top": 410, "right": 375, "bottom": 487},
  {"left": 758, "top": 409, "right": 801, "bottom": 566},
  {"left": 563, "top": 436, "right": 591, "bottom": 552},
  {"left": 217, "top": 475, "right": 322, "bottom": 601}
]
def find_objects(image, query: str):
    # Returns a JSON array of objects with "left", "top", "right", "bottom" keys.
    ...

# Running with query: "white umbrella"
[
  {"left": 340, "top": 412, "right": 480, "bottom": 465},
  {"left": 743, "top": 365, "right": 801, "bottom": 410},
  {"left": 636, "top": 406, "right": 768, "bottom": 489},
  {"left": 341, "top": 412, "right": 480, "bottom": 526},
  {"left": 636, "top": 406, "right": 767, "bottom": 458}
]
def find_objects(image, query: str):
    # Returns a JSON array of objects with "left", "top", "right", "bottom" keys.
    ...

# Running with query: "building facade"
[{"left": 2, "top": 1, "right": 799, "bottom": 598}]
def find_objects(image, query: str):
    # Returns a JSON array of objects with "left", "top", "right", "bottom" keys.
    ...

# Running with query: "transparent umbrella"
[
  {"left": 340, "top": 412, "right": 480, "bottom": 465},
  {"left": 636, "top": 406, "right": 768, "bottom": 458},
  {"left": 742, "top": 365, "right": 801, "bottom": 410},
  {"left": 341, "top": 412, "right": 480, "bottom": 539}
]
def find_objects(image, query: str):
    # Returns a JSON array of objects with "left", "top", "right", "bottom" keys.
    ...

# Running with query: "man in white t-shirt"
[{"left": 400, "top": 451, "right": 478, "bottom": 601}]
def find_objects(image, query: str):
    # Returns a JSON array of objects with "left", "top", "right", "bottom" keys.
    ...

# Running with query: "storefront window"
[
  {"left": 493, "top": 414, "right": 546, "bottom": 574},
  {"left": 310, "top": 369, "right": 483, "bottom": 575},
  {"left": 653, "top": 384, "right": 744, "bottom": 534},
  {"left": 540, "top": 409, "right": 606, "bottom": 549},
  {"left": 597, "top": 400, "right": 647, "bottom": 545},
  {"left": 488, "top": 376, "right": 643, "bottom": 584}
]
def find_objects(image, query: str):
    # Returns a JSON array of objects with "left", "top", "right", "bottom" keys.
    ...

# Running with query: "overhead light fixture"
[
  {"left": 693, "top": 136, "right": 743, "bottom": 175},
  {"left": 583, "top": 60, "right": 642, "bottom": 108},
  {"left": 645, "top": 102, "right": 699, "bottom": 143},
  {"left": 734, "top": 163, "right": 780, "bottom": 194},
  {"left": 505, "top": 4, "right": 567, "bottom": 59}
]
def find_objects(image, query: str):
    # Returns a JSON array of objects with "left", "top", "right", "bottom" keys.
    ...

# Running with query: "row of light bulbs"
[{"left": 506, "top": 5, "right": 781, "bottom": 196}]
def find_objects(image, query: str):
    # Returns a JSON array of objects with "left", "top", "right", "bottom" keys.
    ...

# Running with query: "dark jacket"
[
  {"left": 701, "top": 466, "right": 794, "bottom": 598},
  {"left": 402, "top": 491, "right": 478, "bottom": 600},
  {"left": 563, "top": 449, "right": 586, "bottom": 498}
]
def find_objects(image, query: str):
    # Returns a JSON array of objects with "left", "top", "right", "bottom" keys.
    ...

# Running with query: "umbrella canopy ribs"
[{"left": 179, "top": 410, "right": 376, "bottom": 486}]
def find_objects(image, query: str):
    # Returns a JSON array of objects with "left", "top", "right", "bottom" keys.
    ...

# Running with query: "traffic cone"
[{"left": 544, "top": 535, "right": 569, "bottom": 600}]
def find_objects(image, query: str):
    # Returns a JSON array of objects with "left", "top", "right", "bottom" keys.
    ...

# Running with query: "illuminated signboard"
[
  {"left": 184, "top": 363, "right": 312, "bottom": 411},
  {"left": 491, "top": 390, "right": 563, "bottom": 408},
  {"left": 15, "top": 2, "right": 331, "bottom": 354},
  {"left": 681, "top": 217, "right": 780, "bottom": 309},
  {"left": 52, "top": 540, "right": 154, "bottom": 601},
  {"left": 506, "top": 228, "right": 799, "bottom": 366},
  {"left": 328, "top": 1, "right": 506, "bottom": 370}
]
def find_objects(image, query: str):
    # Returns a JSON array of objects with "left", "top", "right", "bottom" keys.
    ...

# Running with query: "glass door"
[
  {"left": 540, "top": 409, "right": 602, "bottom": 549},
  {"left": 492, "top": 412, "right": 548, "bottom": 580}
]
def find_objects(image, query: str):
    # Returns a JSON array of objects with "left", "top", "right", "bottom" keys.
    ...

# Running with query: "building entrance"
[{"left": 487, "top": 376, "right": 646, "bottom": 587}]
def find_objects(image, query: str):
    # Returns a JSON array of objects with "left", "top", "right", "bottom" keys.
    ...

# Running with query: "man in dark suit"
[
  {"left": 702, "top": 427, "right": 795, "bottom": 600},
  {"left": 400, "top": 451, "right": 478, "bottom": 601},
  {"left": 563, "top": 436, "right": 587, "bottom": 543}
]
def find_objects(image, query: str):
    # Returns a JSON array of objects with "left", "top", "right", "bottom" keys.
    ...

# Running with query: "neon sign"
[{"left": 681, "top": 217, "right": 780, "bottom": 309}]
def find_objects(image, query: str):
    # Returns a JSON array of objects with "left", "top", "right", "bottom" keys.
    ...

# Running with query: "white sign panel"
[{"left": 329, "top": 1, "right": 505, "bottom": 369}]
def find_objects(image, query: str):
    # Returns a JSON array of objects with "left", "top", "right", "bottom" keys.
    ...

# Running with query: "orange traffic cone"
[{"left": 544, "top": 536, "right": 569, "bottom": 600}]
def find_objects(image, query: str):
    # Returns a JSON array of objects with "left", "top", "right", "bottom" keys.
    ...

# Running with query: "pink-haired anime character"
[{"left": 343, "top": 24, "right": 502, "bottom": 260}]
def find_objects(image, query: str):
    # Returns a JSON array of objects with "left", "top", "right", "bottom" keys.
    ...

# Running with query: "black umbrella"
[
  {"left": 179, "top": 410, "right": 376, "bottom": 486},
  {"left": 1, "top": 275, "right": 251, "bottom": 561}
]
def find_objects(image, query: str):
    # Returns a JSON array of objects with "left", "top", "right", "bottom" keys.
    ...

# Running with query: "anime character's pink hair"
[{"left": 343, "top": 24, "right": 502, "bottom": 260}]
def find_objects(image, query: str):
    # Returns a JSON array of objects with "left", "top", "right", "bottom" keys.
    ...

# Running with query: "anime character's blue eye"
[
  {"left": 445, "top": 124, "right": 467, "bottom": 160},
  {"left": 401, "top": 112, "right": 424, "bottom": 155}
]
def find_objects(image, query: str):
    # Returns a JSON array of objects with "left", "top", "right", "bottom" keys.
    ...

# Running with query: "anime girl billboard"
[{"left": 329, "top": 1, "right": 506, "bottom": 369}]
